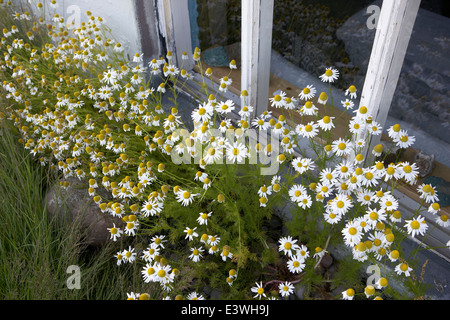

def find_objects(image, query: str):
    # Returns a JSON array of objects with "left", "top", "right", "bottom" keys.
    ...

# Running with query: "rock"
[
  {"left": 294, "top": 282, "right": 307, "bottom": 300},
  {"left": 414, "top": 150, "right": 435, "bottom": 178},
  {"left": 320, "top": 253, "right": 334, "bottom": 270},
  {"left": 45, "top": 177, "right": 123, "bottom": 247},
  {"left": 402, "top": 148, "right": 435, "bottom": 178}
]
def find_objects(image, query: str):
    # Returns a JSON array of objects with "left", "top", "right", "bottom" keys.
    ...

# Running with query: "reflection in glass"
[
  {"left": 271, "top": 0, "right": 376, "bottom": 92},
  {"left": 386, "top": 1, "right": 450, "bottom": 167},
  {"left": 190, "top": 0, "right": 241, "bottom": 68}
]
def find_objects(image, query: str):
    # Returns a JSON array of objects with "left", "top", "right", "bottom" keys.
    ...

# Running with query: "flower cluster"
[{"left": 1, "top": 1, "right": 448, "bottom": 301}]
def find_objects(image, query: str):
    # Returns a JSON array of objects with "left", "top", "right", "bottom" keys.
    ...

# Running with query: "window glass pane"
[
  {"left": 270, "top": 0, "right": 377, "bottom": 115},
  {"left": 386, "top": 0, "right": 450, "bottom": 169},
  {"left": 189, "top": 0, "right": 241, "bottom": 69}
]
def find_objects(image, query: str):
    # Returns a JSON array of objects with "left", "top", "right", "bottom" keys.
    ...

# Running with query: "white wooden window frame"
[
  {"left": 241, "top": 0, "right": 274, "bottom": 118},
  {"left": 157, "top": 0, "right": 195, "bottom": 71},
  {"left": 358, "top": 0, "right": 421, "bottom": 162},
  {"left": 158, "top": 0, "right": 420, "bottom": 154},
  {"left": 157, "top": 0, "right": 274, "bottom": 118}
]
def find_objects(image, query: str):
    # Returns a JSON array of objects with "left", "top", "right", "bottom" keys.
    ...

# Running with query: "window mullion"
[
  {"left": 357, "top": 0, "right": 421, "bottom": 163},
  {"left": 241, "top": 0, "right": 274, "bottom": 117},
  {"left": 159, "top": 0, "right": 194, "bottom": 70}
]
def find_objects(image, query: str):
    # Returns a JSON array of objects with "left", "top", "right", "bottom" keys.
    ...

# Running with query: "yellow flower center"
[
  {"left": 390, "top": 250, "right": 399, "bottom": 259},
  {"left": 319, "top": 92, "right": 328, "bottom": 101},
  {"left": 357, "top": 242, "right": 366, "bottom": 252},
  {"left": 385, "top": 233, "right": 394, "bottom": 242},
  {"left": 365, "top": 172, "right": 374, "bottom": 180},
  {"left": 410, "top": 221, "right": 420, "bottom": 229},
  {"left": 158, "top": 270, "right": 166, "bottom": 277},
  {"left": 386, "top": 167, "right": 395, "bottom": 175},
  {"left": 365, "top": 285, "right": 375, "bottom": 295}
]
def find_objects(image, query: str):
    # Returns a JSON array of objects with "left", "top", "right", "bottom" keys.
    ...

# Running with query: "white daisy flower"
[
  {"left": 176, "top": 189, "right": 198, "bottom": 206},
  {"left": 215, "top": 99, "right": 235, "bottom": 115},
  {"left": 251, "top": 281, "right": 266, "bottom": 300},
  {"left": 319, "top": 67, "right": 340, "bottom": 83},
  {"left": 395, "top": 262, "right": 413, "bottom": 277},
  {"left": 341, "top": 99, "right": 355, "bottom": 110},
  {"left": 393, "top": 130, "right": 415, "bottom": 149},
  {"left": 317, "top": 116, "right": 335, "bottom": 131},
  {"left": 187, "top": 292, "right": 205, "bottom": 300},
  {"left": 341, "top": 288, "right": 355, "bottom": 300},
  {"left": 287, "top": 253, "right": 306, "bottom": 274},
  {"left": 345, "top": 85, "right": 357, "bottom": 99},
  {"left": 196, "top": 212, "right": 212, "bottom": 225},
  {"left": 184, "top": 226, "right": 199, "bottom": 241},
  {"left": 278, "top": 281, "right": 295, "bottom": 297},
  {"left": 269, "top": 91, "right": 287, "bottom": 108},
  {"left": 404, "top": 215, "right": 428, "bottom": 237},
  {"left": 331, "top": 138, "right": 353, "bottom": 157},
  {"left": 298, "top": 85, "right": 316, "bottom": 100},
  {"left": 299, "top": 101, "right": 318, "bottom": 116},
  {"left": 189, "top": 247, "right": 204, "bottom": 262},
  {"left": 278, "top": 236, "right": 301, "bottom": 257}
]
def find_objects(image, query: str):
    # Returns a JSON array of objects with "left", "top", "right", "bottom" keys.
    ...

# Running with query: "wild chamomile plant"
[{"left": 1, "top": 1, "right": 447, "bottom": 301}]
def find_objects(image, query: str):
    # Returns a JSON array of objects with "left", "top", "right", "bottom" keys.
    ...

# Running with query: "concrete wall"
[{"left": 33, "top": 0, "right": 162, "bottom": 61}]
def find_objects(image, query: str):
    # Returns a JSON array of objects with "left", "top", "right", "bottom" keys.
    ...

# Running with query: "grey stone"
[
  {"left": 414, "top": 149, "right": 435, "bottom": 178},
  {"left": 294, "top": 282, "right": 307, "bottom": 300},
  {"left": 45, "top": 177, "right": 123, "bottom": 246},
  {"left": 320, "top": 253, "right": 334, "bottom": 270}
]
